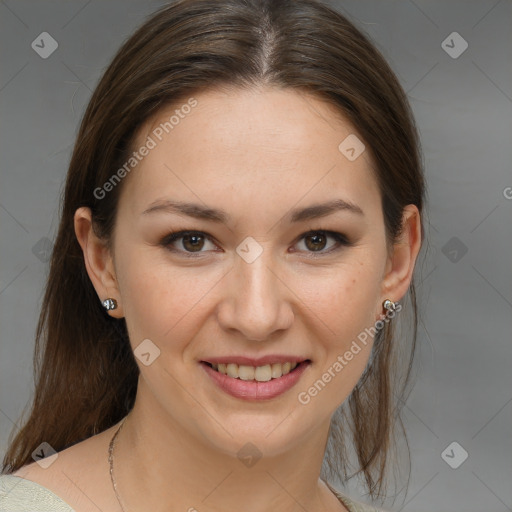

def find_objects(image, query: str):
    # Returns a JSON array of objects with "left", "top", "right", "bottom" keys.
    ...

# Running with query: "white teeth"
[
  {"left": 210, "top": 361, "right": 299, "bottom": 381},
  {"left": 226, "top": 363, "right": 239, "bottom": 379},
  {"left": 238, "top": 365, "right": 255, "bottom": 381},
  {"left": 254, "top": 365, "right": 272, "bottom": 382},
  {"left": 271, "top": 363, "right": 282, "bottom": 379}
]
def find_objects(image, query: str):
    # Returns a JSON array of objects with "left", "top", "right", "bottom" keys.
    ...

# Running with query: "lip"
[
  {"left": 200, "top": 360, "right": 312, "bottom": 401},
  {"left": 201, "top": 355, "right": 309, "bottom": 366}
]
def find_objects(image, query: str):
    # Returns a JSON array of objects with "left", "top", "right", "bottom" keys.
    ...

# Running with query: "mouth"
[
  {"left": 199, "top": 359, "right": 312, "bottom": 401},
  {"left": 201, "top": 359, "right": 311, "bottom": 382}
]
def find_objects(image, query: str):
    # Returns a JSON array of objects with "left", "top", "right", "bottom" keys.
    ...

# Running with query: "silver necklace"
[{"left": 108, "top": 416, "right": 129, "bottom": 512}]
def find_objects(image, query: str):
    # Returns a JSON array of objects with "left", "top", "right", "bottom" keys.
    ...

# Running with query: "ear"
[
  {"left": 380, "top": 204, "right": 422, "bottom": 307},
  {"left": 74, "top": 206, "right": 124, "bottom": 318}
]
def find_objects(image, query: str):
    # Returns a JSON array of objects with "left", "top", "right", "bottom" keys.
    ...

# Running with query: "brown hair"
[{"left": 2, "top": 0, "right": 425, "bottom": 501}]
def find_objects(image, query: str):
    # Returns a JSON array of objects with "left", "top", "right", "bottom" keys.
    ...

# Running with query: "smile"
[
  {"left": 200, "top": 360, "right": 311, "bottom": 401},
  {"left": 205, "top": 361, "right": 300, "bottom": 381}
]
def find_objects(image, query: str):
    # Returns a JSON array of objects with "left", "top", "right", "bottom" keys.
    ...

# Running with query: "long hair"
[{"left": 2, "top": 0, "right": 425, "bottom": 501}]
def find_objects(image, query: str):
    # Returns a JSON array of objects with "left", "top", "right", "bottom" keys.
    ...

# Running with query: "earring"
[
  {"left": 102, "top": 298, "right": 118, "bottom": 311},
  {"left": 382, "top": 299, "right": 398, "bottom": 312}
]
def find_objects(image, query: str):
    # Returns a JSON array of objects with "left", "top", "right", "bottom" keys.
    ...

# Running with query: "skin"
[{"left": 15, "top": 85, "right": 421, "bottom": 512}]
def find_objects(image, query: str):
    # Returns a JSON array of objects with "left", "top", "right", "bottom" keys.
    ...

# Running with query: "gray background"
[{"left": 1, "top": 1, "right": 511, "bottom": 511}]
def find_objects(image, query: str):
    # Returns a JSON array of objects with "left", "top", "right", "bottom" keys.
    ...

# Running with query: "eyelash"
[{"left": 159, "top": 229, "right": 351, "bottom": 258}]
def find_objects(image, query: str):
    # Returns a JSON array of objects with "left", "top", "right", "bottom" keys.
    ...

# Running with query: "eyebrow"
[{"left": 141, "top": 198, "right": 364, "bottom": 223}]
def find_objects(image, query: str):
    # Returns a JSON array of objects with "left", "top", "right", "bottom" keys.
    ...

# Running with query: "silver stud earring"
[
  {"left": 382, "top": 299, "right": 398, "bottom": 312},
  {"left": 102, "top": 298, "right": 118, "bottom": 311}
]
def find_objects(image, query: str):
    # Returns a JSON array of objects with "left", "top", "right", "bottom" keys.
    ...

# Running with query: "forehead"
[{"left": 118, "top": 86, "right": 381, "bottom": 223}]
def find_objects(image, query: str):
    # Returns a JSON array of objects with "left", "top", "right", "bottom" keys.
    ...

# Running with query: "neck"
[{"left": 111, "top": 380, "right": 345, "bottom": 512}]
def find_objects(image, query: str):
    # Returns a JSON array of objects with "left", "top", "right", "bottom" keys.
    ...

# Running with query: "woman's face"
[{"left": 94, "top": 86, "right": 404, "bottom": 456}]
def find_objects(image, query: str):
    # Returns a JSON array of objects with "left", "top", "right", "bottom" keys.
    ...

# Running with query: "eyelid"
[
  {"left": 160, "top": 229, "right": 351, "bottom": 257},
  {"left": 160, "top": 230, "right": 220, "bottom": 256},
  {"left": 291, "top": 229, "right": 350, "bottom": 256}
]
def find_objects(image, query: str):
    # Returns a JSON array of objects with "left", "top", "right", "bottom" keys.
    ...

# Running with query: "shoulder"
[
  {"left": 324, "top": 481, "right": 387, "bottom": 512},
  {"left": 2, "top": 423, "right": 121, "bottom": 512},
  {"left": 0, "top": 474, "right": 75, "bottom": 511},
  {"left": 337, "top": 493, "right": 385, "bottom": 512}
]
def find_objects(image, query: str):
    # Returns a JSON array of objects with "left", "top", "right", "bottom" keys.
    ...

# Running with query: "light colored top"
[
  {"left": 0, "top": 474, "right": 384, "bottom": 512},
  {"left": 0, "top": 475, "right": 76, "bottom": 511}
]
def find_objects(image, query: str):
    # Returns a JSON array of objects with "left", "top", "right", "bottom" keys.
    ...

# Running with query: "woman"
[{"left": 0, "top": 1, "right": 424, "bottom": 511}]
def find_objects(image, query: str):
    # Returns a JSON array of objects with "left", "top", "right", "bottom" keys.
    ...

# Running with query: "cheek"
[
  {"left": 297, "top": 259, "right": 382, "bottom": 345},
  {"left": 296, "top": 267, "right": 381, "bottom": 411},
  {"left": 117, "top": 251, "right": 224, "bottom": 349},
  {"left": 116, "top": 239, "right": 384, "bottom": 360}
]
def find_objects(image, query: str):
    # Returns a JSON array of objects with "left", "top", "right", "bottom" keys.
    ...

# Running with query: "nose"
[{"left": 216, "top": 245, "right": 294, "bottom": 341}]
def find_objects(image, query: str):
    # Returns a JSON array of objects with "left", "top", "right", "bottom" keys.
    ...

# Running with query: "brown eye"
[
  {"left": 161, "top": 229, "right": 350, "bottom": 258},
  {"left": 181, "top": 233, "right": 205, "bottom": 252},
  {"left": 295, "top": 230, "right": 350, "bottom": 255},
  {"left": 161, "top": 230, "right": 218, "bottom": 255},
  {"left": 304, "top": 233, "right": 328, "bottom": 251}
]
